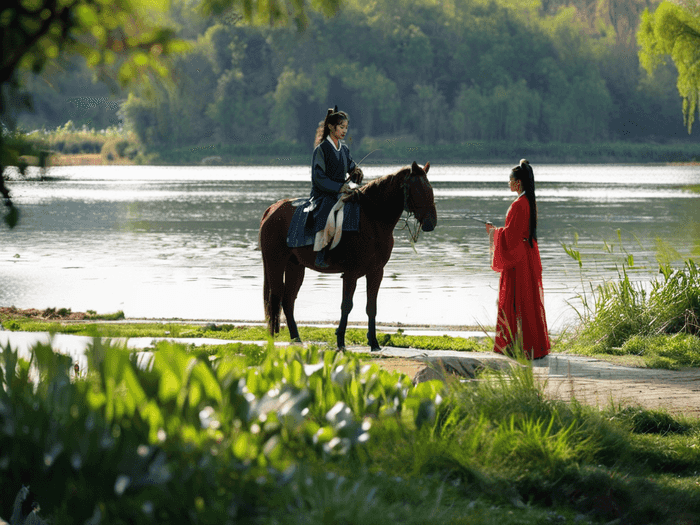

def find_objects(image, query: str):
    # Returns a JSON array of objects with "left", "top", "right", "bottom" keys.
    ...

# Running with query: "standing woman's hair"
[
  {"left": 511, "top": 158, "right": 537, "bottom": 247},
  {"left": 314, "top": 106, "right": 349, "bottom": 147}
]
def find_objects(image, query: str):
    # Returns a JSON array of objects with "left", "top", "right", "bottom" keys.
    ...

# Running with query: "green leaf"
[
  {"left": 132, "top": 51, "right": 149, "bottom": 66},
  {"left": 75, "top": 4, "right": 99, "bottom": 27},
  {"left": 191, "top": 361, "right": 223, "bottom": 404},
  {"left": 233, "top": 432, "right": 251, "bottom": 458}
]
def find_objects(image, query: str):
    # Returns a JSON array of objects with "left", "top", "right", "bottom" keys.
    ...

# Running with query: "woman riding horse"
[
  {"left": 310, "top": 107, "right": 364, "bottom": 268},
  {"left": 259, "top": 160, "right": 437, "bottom": 352}
]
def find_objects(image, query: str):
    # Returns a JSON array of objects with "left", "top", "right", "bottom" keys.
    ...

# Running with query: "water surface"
[{"left": 1, "top": 164, "right": 699, "bottom": 332}]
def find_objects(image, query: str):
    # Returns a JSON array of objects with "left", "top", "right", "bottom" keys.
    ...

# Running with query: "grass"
[
  {"left": 2, "top": 328, "right": 700, "bottom": 523},
  {"left": 0, "top": 309, "right": 700, "bottom": 525},
  {"left": 0, "top": 312, "right": 492, "bottom": 353},
  {"left": 306, "top": 363, "right": 700, "bottom": 525},
  {"left": 560, "top": 234, "right": 700, "bottom": 369},
  {"left": 19, "top": 123, "right": 142, "bottom": 167}
]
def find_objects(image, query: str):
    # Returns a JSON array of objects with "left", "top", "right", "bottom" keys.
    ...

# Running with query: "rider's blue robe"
[{"left": 309, "top": 137, "right": 357, "bottom": 234}]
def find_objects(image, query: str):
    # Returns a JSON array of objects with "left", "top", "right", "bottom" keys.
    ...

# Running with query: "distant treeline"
[
  {"left": 13, "top": 0, "right": 696, "bottom": 157},
  {"left": 20, "top": 125, "right": 699, "bottom": 165},
  {"left": 152, "top": 139, "right": 700, "bottom": 165}
]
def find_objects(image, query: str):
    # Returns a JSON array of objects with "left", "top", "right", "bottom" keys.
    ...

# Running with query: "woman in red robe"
[{"left": 485, "top": 159, "right": 551, "bottom": 360}]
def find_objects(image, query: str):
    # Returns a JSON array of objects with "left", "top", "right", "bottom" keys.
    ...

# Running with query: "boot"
[{"left": 314, "top": 247, "right": 329, "bottom": 268}]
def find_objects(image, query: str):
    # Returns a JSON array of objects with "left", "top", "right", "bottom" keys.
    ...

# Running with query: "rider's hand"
[
  {"left": 349, "top": 167, "right": 364, "bottom": 185},
  {"left": 340, "top": 186, "right": 360, "bottom": 203}
]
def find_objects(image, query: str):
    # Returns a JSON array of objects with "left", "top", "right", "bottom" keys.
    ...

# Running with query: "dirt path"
[
  {"left": 534, "top": 364, "right": 700, "bottom": 418},
  {"left": 371, "top": 355, "right": 700, "bottom": 418}
]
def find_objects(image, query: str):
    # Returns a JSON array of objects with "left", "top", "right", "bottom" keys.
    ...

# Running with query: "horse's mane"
[{"left": 359, "top": 166, "right": 410, "bottom": 200}]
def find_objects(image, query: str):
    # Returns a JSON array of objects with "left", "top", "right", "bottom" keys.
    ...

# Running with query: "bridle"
[{"left": 399, "top": 167, "right": 426, "bottom": 244}]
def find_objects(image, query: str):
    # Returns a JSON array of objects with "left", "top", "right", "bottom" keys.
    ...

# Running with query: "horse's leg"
[
  {"left": 366, "top": 267, "right": 384, "bottom": 352},
  {"left": 282, "top": 259, "right": 305, "bottom": 342},
  {"left": 336, "top": 274, "right": 358, "bottom": 351}
]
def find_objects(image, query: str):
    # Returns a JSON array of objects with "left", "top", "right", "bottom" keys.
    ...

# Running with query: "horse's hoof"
[
  {"left": 291, "top": 337, "right": 302, "bottom": 345},
  {"left": 337, "top": 346, "right": 346, "bottom": 352},
  {"left": 370, "top": 346, "right": 382, "bottom": 352}
]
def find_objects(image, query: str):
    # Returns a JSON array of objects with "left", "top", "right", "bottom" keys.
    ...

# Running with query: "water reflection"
[{"left": 1, "top": 164, "right": 699, "bottom": 331}]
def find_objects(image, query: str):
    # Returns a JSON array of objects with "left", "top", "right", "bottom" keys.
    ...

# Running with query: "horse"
[{"left": 259, "top": 161, "right": 437, "bottom": 351}]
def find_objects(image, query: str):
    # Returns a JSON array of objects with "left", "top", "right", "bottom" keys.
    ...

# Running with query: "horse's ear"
[
  {"left": 411, "top": 161, "right": 418, "bottom": 171},
  {"left": 424, "top": 161, "right": 430, "bottom": 174}
]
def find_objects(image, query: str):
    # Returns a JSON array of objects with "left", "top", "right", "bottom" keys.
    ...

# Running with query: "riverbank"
[
  {"left": 17, "top": 128, "right": 700, "bottom": 166},
  {"left": 3, "top": 308, "right": 700, "bottom": 418},
  {"left": 146, "top": 139, "right": 700, "bottom": 166}
]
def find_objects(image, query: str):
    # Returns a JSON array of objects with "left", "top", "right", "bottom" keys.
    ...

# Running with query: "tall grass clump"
[
  {"left": 561, "top": 232, "right": 700, "bottom": 366},
  {"left": 571, "top": 259, "right": 700, "bottom": 362},
  {"left": 23, "top": 122, "right": 139, "bottom": 161}
]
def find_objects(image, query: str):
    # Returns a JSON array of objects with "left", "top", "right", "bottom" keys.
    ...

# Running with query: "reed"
[
  {"left": 21, "top": 123, "right": 140, "bottom": 165},
  {"left": 562, "top": 234, "right": 700, "bottom": 367}
]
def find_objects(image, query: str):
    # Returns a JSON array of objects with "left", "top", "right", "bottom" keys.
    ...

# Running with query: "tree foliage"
[
  {"left": 638, "top": 0, "right": 700, "bottom": 132},
  {"left": 0, "top": 0, "right": 345, "bottom": 227},
  {"left": 4, "top": 0, "right": 696, "bottom": 180},
  {"left": 112, "top": 0, "right": 692, "bottom": 153}
]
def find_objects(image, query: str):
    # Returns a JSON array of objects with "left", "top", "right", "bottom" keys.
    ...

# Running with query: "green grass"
[
  {"left": 2, "top": 338, "right": 700, "bottom": 524},
  {"left": 303, "top": 363, "right": 700, "bottom": 525},
  {"left": 0, "top": 315, "right": 492, "bottom": 353},
  {"left": 23, "top": 123, "right": 131, "bottom": 155},
  {"left": 559, "top": 234, "right": 700, "bottom": 368}
]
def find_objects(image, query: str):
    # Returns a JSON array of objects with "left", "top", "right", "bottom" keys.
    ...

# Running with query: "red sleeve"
[{"left": 491, "top": 197, "right": 529, "bottom": 272}]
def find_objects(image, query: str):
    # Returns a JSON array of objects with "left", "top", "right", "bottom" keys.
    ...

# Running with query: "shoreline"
[
  {"left": 41, "top": 157, "right": 700, "bottom": 168},
  {"left": 0, "top": 306, "right": 492, "bottom": 333},
  {"left": 15, "top": 137, "right": 700, "bottom": 168}
]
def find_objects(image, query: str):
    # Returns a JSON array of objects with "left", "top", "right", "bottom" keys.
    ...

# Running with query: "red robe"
[{"left": 490, "top": 195, "right": 551, "bottom": 359}]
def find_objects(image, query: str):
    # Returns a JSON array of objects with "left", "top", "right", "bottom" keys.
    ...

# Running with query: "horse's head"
[{"left": 404, "top": 161, "right": 437, "bottom": 232}]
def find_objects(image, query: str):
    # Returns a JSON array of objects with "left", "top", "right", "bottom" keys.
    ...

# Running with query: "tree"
[
  {"left": 1, "top": 0, "right": 344, "bottom": 227},
  {"left": 1, "top": 0, "right": 189, "bottom": 227},
  {"left": 638, "top": 0, "right": 700, "bottom": 132}
]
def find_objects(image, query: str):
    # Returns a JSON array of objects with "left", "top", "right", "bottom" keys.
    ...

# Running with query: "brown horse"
[{"left": 259, "top": 161, "right": 437, "bottom": 351}]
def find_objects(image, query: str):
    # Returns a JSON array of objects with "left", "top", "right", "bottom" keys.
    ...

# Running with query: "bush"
[
  {"left": 101, "top": 137, "right": 139, "bottom": 163},
  {"left": 0, "top": 341, "right": 443, "bottom": 523}
]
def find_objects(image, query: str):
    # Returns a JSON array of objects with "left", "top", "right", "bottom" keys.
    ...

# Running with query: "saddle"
[{"left": 286, "top": 197, "right": 360, "bottom": 248}]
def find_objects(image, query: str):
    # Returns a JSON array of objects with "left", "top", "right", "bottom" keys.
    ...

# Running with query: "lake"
[{"left": 1, "top": 163, "right": 699, "bottom": 333}]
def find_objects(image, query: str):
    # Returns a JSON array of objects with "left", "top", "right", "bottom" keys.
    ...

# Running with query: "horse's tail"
[
  {"left": 263, "top": 264, "right": 284, "bottom": 336},
  {"left": 263, "top": 257, "right": 282, "bottom": 336},
  {"left": 260, "top": 203, "right": 285, "bottom": 336},
  {"left": 257, "top": 205, "right": 274, "bottom": 251}
]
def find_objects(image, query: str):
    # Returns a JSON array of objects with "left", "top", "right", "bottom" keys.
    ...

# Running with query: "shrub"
[{"left": 0, "top": 340, "right": 443, "bottom": 523}]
